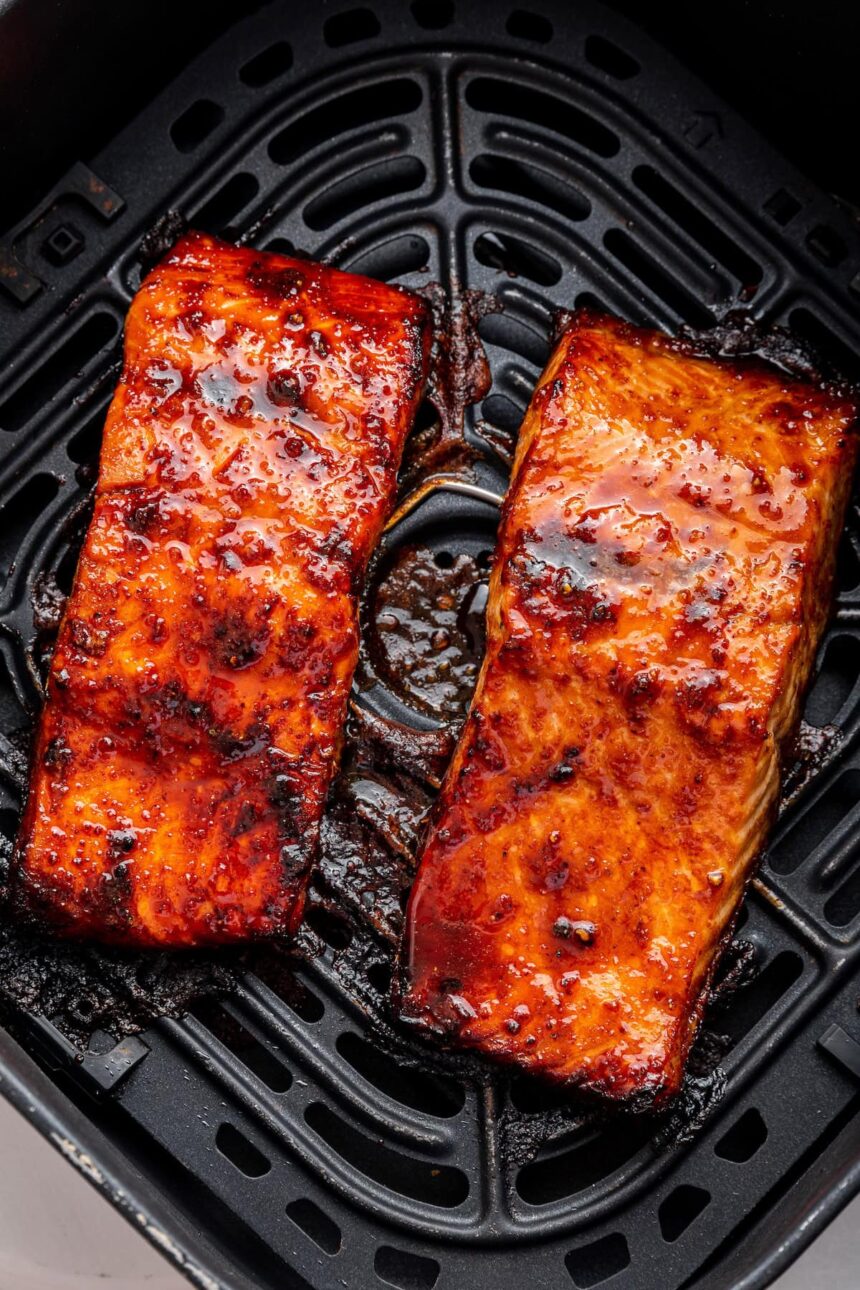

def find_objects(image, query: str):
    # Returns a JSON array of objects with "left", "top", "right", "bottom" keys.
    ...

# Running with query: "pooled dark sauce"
[{"left": 359, "top": 544, "right": 490, "bottom": 721}]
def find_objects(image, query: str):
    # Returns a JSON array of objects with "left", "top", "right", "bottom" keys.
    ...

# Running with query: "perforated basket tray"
[{"left": 1, "top": 3, "right": 860, "bottom": 1288}]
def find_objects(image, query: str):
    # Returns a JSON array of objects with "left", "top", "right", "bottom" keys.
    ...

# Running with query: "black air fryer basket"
[{"left": 1, "top": 2, "right": 860, "bottom": 1287}]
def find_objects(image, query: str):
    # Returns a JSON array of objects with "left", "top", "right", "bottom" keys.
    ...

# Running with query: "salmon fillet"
[
  {"left": 399, "top": 312, "right": 857, "bottom": 1103},
  {"left": 13, "top": 231, "right": 430, "bottom": 947}
]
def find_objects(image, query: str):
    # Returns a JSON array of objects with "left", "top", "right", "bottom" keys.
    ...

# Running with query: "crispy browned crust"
[
  {"left": 398, "top": 311, "right": 857, "bottom": 1103},
  {"left": 13, "top": 231, "right": 430, "bottom": 948}
]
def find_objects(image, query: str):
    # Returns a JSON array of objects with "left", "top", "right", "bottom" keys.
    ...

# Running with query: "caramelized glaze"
[
  {"left": 14, "top": 231, "right": 430, "bottom": 947},
  {"left": 399, "top": 312, "right": 857, "bottom": 1103}
]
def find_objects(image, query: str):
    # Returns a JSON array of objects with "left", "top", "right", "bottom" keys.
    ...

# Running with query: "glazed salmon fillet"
[
  {"left": 399, "top": 312, "right": 857, "bottom": 1102},
  {"left": 13, "top": 231, "right": 430, "bottom": 947}
]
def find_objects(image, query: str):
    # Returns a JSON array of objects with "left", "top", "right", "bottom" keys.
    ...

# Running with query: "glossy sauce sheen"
[
  {"left": 400, "top": 312, "right": 857, "bottom": 1102},
  {"left": 14, "top": 231, "right": 430, "bottom": 947}
]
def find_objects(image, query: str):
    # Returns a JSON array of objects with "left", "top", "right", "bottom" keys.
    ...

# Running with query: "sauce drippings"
[{"left": 360, "top": 544, "right": 490, "bottom": 720}]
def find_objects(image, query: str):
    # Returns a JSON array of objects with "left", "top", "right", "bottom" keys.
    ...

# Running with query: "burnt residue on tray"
[
  {"left": 397, "top": 281, "right": 501, "bottom": 491},
  {"left": 781, "top": 719, "right": 844, "bottom": 809},
  {"left": 0, "top": 920, "right": 237, "bottom": 1048},
  {"left": 314, "top": 541, "right": 492, "bottom": 965},
  {"left": 314, "top": 708, "right": 448, "bottom": 945},
  {"left": 0, "top": 728, "right": 29, "bottom": 801},
  {"left": 554, "top": 303, "right": 859, "bottom": 391},
  {"left": 31, "top": 573, "right": 66, "bottom": 635},
  {"left": 675, "top": 308, "right": 860, "bottom": 391},
  {"left": 137, "top": 210, "right": 189, "bottom": 277}
]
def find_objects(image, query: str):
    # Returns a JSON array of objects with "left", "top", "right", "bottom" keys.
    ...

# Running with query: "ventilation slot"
[
  {"left": 687, "top": 1094, "right": 860, "bottom": 1290},
  {"left": 269, "top": 79, "right": 422, "bottom": 165},
  {"left": 190, "top": 1000, "right": 292, "bottom": 1092},
  {"left": 576, "top": 290, "right": 609, "bottom": 313},
  {"left": 170, "top": 99, "right": 224, "bottom": 152},
  {"left": 239, "top": 42, "right": 293, "bottom": 87},
  {"left": 67, "top": 403, "right": 108, "bottom": 465},
  {"left": 824, "top": 859, "right": 860, "bottom": 926},
  {"left": 804, "top": 636, "right": 860, "bottom": 727},
  {"left": 304, "top": 1102, "right": 468, "bottom": 1207},
  {"left": 264, "top": 237, "right": 297, "bottom": 257},
  {"left": 565, "top": 1233, "right": 631, "bottom": 1287},
  {"left": 0, "top": 312, "right": 118, "bottom": 434},
  {"left": 506, "top": 10, "right": 553, "bottom": 43},
  {"left": 194, "top": 173, "right": 260, "bottom": 236},
  {"left": 517, "top": 1118, "right": 652, "bottom": 1203},
  {"left": 466, "top": 78, "right": 618, "bottom": 158},
  {"left": 375, "top": 1245, "right": 440, "bottom": 1289},
  {"left": 470, "top": 154, "right": 590, "bottom": 224},
  {"left": 715, "top": 1108, "right": 768, "bottom": 1163},
  {"left": 304, "top": 157, "right": 426, "bottom": 231},
  {"left": 54, "top": 527, "right": 87, "bottom": 596},
  {"left": 0, "top": 651, "right": 27, "bottom": 735},
  {"left": 347, "top": 234, "right": 430, "bottom": 281},
  {"left": 806, "top": 225, "right": 847, "bottom": 267},
  {"left": 305, "top": 904, "right": 353, "bottom": 949},
  {"left": 769, "top": 770, "right": 860, "bottom": 874},
  {"left": 336, "top": 1031, "right": 465, "bottom": 1116},
  {"left": 633, "top": 165, "right": 761, "bottom": 287},
  {"left": 584, "top": 34, "right": 640, "bottom": 79},
  {"left": 247, "top": 959, "right": 325, "bottom": 1021},
  {"left": 764, "top": 188, "right": 801, "bottom": 225},
  {"left": 411, "top": 398, "right": 439, "bottom": 436},
  {"left": 509, "top": 1072, "right": 574, "bottom": 1115},
  {"left": 0, "top": 474, "right": 61, "bottom": 585},
  {"left": 286, "top": 1198, "right": 341, "bottom": 1255},
  {"left": 604, "top": 228, "right": 714, "bottom": 327},
  {"left": 836, "top": 530, "right": 860, "bottom": 592},
  {"left": 658, "top": 1184, "right": 710, "bottom": 1242},
  {"left": 790, "top": 309, "right": 859, "bottom": 380},
  {"left": 474, "top": 231, "right": 562, "bottom": 285},
  {"left": 411, "top": 0, "right": 453, "bottom": 27},
  {"left": 717, "top": 951, "right": 804, "bottom": 1045},
  {"left": 482, "top": 393, "right": 524, "bottom": 435},
  {"left": 215, "top": 1123, "right": 271, "bottom": 1178},
  {"left": 283, "top": 976, "right": 324, "bottom": 1021},
  {"left": 323, "top": 7, "right": 381, "bottom": 47},
  {"left": 367, "top": 959, "right": 393, "bottom": 995},
  {"left": 479, "top": 311, "right": 550, "bottom": 368}
]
